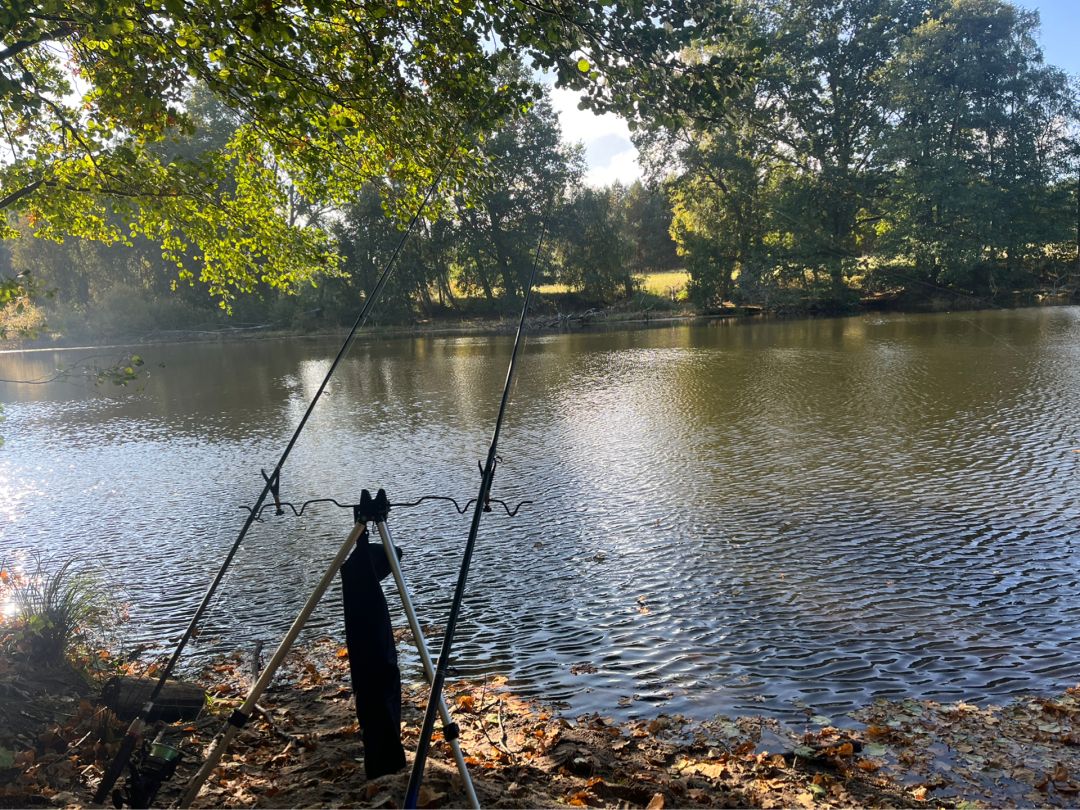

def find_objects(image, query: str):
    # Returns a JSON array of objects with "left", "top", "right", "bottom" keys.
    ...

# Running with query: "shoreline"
[
  {"left": 3, "top": 294, "right": 1078, "bottom": 356},
  {"left": 3, "top": 640, "right": 1079, "bottom": 808}
]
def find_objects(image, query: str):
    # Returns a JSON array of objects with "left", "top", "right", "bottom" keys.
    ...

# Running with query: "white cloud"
[
  {"left": 585, "top": 147, "right": 641, "bottom": 188},
  {"left": 550, "top": 87, "right": 643, "bottom": 188}
]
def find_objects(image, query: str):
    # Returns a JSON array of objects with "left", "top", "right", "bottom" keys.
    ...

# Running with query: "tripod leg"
[
  {"left": 375, "top": 521, "right": 480, "bottom": 810},
  {"left": 178, "top": 521, "right": 366, "bottom": 808}
]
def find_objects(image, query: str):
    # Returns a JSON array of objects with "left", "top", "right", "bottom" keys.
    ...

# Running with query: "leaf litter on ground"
[{"left": 2, "top": 640, "right": 1079, "bottom": 808}]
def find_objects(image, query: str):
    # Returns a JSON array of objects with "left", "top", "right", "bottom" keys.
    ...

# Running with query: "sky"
[{"left": 553, "top": 0, "right": 1080, "bottom": 188}]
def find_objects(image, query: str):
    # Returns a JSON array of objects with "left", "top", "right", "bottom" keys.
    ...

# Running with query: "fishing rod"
[
  {"left": 93, "top": 163, "right": 450, "bottom": 806},
  {"left": 404, "top": 224, "right": 546, "bottom": 808}
]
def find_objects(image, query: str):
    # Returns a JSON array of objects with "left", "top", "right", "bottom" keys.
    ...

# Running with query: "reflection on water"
[{"left": 2, "top": 308, "right": 1079, "bottom": 721}]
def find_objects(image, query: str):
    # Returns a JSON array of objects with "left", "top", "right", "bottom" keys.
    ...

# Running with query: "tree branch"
[
  {"left": 0, "top": 25, "right": 73, "bottom": 62},
  {"left": 0, "top": 179, "right": 43, "bottom": 209}
]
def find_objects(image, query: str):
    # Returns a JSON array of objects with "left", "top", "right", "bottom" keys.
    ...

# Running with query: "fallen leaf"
[
  {"left": 646, "top": 793, "right": 665, "bottom": 809},
  {"left": 417, "top": 787, "right": 447, "bottom": 808},
  {"left": 335, "top": 647, "right": 349, "bottom": 659}
]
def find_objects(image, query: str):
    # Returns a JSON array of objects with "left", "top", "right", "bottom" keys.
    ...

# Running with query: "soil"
[{"left": 2, "top": 641, "right": 1079, "bottom": 808}]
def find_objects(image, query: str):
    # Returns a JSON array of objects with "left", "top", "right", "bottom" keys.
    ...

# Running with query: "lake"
[{"left": 2, "top": 307, "right": 1079, "bottom": 722}]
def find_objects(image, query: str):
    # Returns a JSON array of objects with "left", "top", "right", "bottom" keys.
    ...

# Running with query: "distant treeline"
[
  {"left": 647, "top": 0, "right": 1080, "bottom": 311},
  {"left": 1, "top": 0, "right": 1078, "bottom": 342}
]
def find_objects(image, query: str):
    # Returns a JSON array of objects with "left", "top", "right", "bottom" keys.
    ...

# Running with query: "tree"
[
  {"left": 880, "top": 0, "right": 1079, "bottom": 291},
  {"left": 752, "top": 0, "right": 925, "bottom": 297},
  {"left": 559, "top": 184, "right": 632, "bottom": 299},
  {"left": 621, "top": 181, "right": 680, "bottom": 278},
  {"left": 2, "top": 0, "right": 749, "bottom": 307},
  {"left": 452, "top": 67, "right": 584, "bottom": 307}
]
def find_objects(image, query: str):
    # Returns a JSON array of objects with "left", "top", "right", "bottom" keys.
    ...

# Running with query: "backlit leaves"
[{"left": 2, "top": 0, "right": 752, "bottom": 305}]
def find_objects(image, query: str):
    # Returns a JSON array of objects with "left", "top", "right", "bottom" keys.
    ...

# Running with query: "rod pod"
[{"left": 178, "top": 496, "right": 477, "bottom": 808}]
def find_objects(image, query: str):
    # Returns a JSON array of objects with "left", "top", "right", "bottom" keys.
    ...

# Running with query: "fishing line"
[
  {"left": 404, "top": 223, "right": 547, "bottom": 808},
  {"left": 93, "top": 155, "right": 456, "bottom": 805}
]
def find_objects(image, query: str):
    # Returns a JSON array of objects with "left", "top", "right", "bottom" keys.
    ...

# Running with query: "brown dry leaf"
[
  {"left": 586, "top": 776, "right": 604, "bottom": 789},
  {"left": 335, "top": 647, "right": 349, "bottom": 659},
  {"left": 456, "top": 695, "right": 476, "bottom": 712},
  {"left": 856, "top": 758, "right": 881, "bottom": 773},
  {"left": 835, "top": 742, "right": 854, "bottom": 757},
  {"left": 417, "top": 787, "right": 447, "bottom": 808},
  {"left": 912, "top": 786, "right": 928, "bottom": 801},
  {"left": 647, "top": 718, "right": 669, "bottom": 735},
  {"left": 796, "top": 792, "right": 816, "bottom": 808},
  {"left": 646, "top": 793, "right": 665, "bottom": 809},
  {"left": 1053, "top": 763, "right": 1071, "bottom": 782}
]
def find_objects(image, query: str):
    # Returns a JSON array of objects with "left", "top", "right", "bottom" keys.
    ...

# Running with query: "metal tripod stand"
[{"left": 178, "top": 489, "right": 479, "bottom": 808}]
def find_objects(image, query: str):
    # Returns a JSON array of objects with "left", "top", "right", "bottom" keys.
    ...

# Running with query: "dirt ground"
[{"left": 2, "top": 640, "right": 1079, "bottom": 808}]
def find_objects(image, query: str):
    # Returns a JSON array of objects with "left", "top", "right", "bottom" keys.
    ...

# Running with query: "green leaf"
[{"left": 0, "top": 747, "right": 14, "bottom": 768}]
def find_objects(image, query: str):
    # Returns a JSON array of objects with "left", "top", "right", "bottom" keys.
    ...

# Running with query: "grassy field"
[
  {"left": 639, "top": 271, "right": 690, "bottom": 297},
  {"left": 535, "top": 270, "right": 690, "bottom": 298}
]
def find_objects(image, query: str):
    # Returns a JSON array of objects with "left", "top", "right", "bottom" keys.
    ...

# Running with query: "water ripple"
[{"left": 1, "top": 308, "right": 1078, "bottom": 721}]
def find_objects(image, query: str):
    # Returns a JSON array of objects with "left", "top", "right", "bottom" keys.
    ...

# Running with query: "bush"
[{"left": 0, "top": 556, "right": 122, "bottom": 666}]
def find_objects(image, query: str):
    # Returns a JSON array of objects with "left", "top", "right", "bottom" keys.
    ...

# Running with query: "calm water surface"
[{"left": 2, "top": 308, "right": 1079, "bottom": 721}]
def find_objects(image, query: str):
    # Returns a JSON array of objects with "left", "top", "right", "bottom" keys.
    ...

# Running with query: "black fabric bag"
[{"left": 339, "top": 528, "right": 406, "bottom": 778}]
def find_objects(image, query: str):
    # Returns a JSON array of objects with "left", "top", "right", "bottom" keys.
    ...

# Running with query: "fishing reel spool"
[{"left": 112, "top": 733, "right": 182, "bottom": 809}]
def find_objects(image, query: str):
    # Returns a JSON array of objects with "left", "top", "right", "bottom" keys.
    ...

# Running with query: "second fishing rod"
[{"left": 404, "top": 224, "right": 545, "bottom": 808}]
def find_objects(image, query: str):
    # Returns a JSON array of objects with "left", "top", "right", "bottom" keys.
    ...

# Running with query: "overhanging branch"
[
  {"left": 0, "top": 25, "right": 74, "bottom": 62},
  {"left": 0, "top": 178, "right": 43, "bottom": 209}
]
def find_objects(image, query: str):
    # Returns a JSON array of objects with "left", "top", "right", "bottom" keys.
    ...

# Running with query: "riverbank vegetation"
[{"left": 2, "top": 0, "right": 1079, "bottom": 348}]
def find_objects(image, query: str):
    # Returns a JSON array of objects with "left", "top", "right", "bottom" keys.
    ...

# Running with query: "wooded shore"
[{"left": 7, "top": 288, "right": 1079, "bottom": 354}]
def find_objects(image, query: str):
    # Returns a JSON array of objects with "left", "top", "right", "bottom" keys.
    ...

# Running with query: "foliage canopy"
[{"left": 0, "top": 0, "right": 745, "bottom": 304}]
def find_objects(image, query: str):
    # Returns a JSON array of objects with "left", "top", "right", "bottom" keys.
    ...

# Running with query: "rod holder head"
[{"left": 353, "top": 488, "right": 390, "bottom": 523}]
